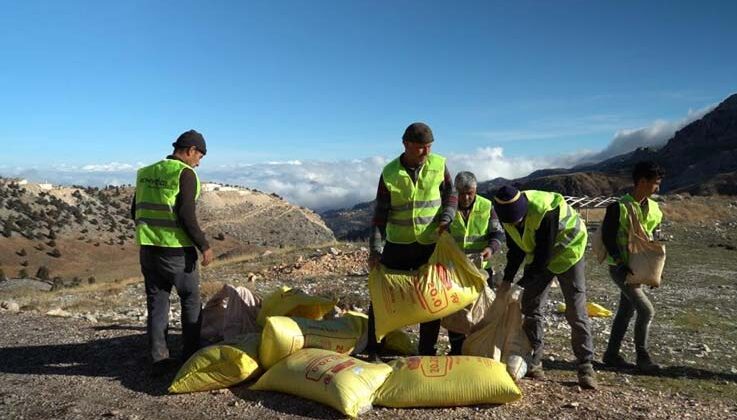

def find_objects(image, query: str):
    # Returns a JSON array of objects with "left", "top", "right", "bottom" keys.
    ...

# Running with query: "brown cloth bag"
[{"left": 624, "top": 202, "right": 666, "bottom": 287}]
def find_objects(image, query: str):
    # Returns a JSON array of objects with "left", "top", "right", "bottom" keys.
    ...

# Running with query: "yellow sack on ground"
[
  {"left": 257, "top": 285, "right": 337, "bottom": 326},
  {"left": 369, "top": 233, "right": 486, "bottom": 341},
  {"left": 260, "top": 314, "right": 366, "bottom": 368},
  {"left": 556, "top": 301, "right": 613, "bottom": 317},
  {"left": 384, "top": 329, "right": 418, "bottom": 355},
  {"left": 375, "top": 356, "right": 521, "bottom": 407},
  {"left": 343, "top": 311, "right": 417, "bottom": 356},
  {"left": 169, "top": 333, "right": 261, "bottom": 394},
  {"left": 250, "top": 348, "right": 392, "bottom": 418}
]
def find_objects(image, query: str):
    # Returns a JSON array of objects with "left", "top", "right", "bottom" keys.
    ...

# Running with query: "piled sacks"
[{"left": 170, "top": 236, "right": 528, "bottom": 416}]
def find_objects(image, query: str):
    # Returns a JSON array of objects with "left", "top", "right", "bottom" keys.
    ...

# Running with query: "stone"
[
  {"left": 1, "top": 301, "right": 20, "bottom": 313},
  {"left": 46, "top": 308, "right": 72, "bottom": 317}
]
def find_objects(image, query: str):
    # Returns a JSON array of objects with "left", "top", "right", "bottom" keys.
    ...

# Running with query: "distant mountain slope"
[
  {"left": 0, "top": 179, "right": 335, "bottom": 284},
  {"left": 479, "top": 92, "right": 737, "bottom": 196},
  {"left": 320, "top": 200, "right": 374, "bottom": 241}
]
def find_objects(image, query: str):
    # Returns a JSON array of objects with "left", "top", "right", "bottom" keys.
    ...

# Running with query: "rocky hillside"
[
  {"left": 319, "top": 200, "right": 374, "bottom": 241},
  {"left": 0, "top": 179, "right": 335, "bottom": 285},
  {"left": 479, "top": 92, "right": 737, "bottom": 196}
]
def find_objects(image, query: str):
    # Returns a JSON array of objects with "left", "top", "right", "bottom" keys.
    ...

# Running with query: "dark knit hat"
[
  {"left": 172, "top": 130, "right": 207, "bottom": 155},
  {"left": 402, "top": 122, "right": 434, "bottom": 144},
  {"left": 493, "top": 185, "right": 528, "bottom": 223}
]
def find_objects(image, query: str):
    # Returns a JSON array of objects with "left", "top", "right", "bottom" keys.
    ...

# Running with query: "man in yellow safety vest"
[
  {"left": 445, "top": 171, "right": 504, "bottom": 354},
  {"left": 366, "top": 122, "right": 457, "bottom": 360},
  {"left": 132, "top": 130, "right": 214, "bottom": 376},
  {"left": 494, "top": 185, "right": 597, "bottom": 389},
  {"left": 601, "top": 161, "right": 665, "bottom": 373}
]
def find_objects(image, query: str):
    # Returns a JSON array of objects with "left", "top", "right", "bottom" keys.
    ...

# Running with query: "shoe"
[
  {"left": 525, "top": 363, "right": 545, "bottom": 380},
  {"left": 636, "top": 355, "right": 661, "bottom": 374},
  {"left": 602, "top": 353, "right": 636, "bottom": 369},
  {"left": 577, "top": 363, "right": 598, "bottom": 390}
]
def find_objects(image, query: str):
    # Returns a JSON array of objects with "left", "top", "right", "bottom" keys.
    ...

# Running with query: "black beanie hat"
[
  {"left": 172, "top": 130, "right": 207, "bottom": 155},
  {"left": 493, "top": 185, "right": 528, "bottom": 223},
  {"left": 402, "top": 122, "right": 434, "bottom": 144}
]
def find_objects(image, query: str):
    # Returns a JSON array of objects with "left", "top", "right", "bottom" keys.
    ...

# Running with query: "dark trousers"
[
  {"left": 605, "top": 266, "right": 655, "bottom": 359},
  {"left": 519, "top": 259, "right": 594, "bottom": 366},
  {"left": 367, "top": 241, "right": 440, "bottom": 356},
  {"left": 140, "top": 246, "right": 202, "bottom": 363}
]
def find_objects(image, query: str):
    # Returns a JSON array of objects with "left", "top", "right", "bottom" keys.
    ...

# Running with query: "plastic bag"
[
  {"left": 169, "top": 333, "right": 261, "bottom": 394},
  {"left": 257, "top": 286, "right": 337, "bottom": 326},
  {"left": 250, "top": 349, "right": 392, "bottom": 418},
  {"left": 260, "top": 314, "right": 365, "bottom": 368},
  {"left": 369, "top": 233, "right": 486, "bottom": 341},
  {"left": 441, "top": 286, "right": 496, "bottom": 335},
  {"left": 374, "top": 355, "right": 521, "bottom": 407},
  {"left": 556, "top": 301, "right": 613, "bottom": 317},
  {"left": 462, "top": 285, "right": 532, "bottom": 380},
  {"left": 200, "top": 284, "right": 261, "bottom": 343}
]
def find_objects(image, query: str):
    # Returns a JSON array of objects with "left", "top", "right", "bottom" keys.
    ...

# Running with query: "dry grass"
[{"left": 660, "top": 195, "right": 737, "bottom": 223}]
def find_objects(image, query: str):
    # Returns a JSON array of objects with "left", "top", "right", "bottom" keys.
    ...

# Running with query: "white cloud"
[
  {"left": 584, "top": 105, "right": 714, "bottom": 162},
  {"left": 1, "top": 104, "right": 716, "bottom": 211}
]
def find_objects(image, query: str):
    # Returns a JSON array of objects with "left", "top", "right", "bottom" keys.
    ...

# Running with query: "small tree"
[
  {"left": 0, "top": 267, "right": 7, "bottom": 282},
  {"left": 48, "top": 248, "right": 62, "bottom": 258},
  {"left": 36, "top": 265, "right": 50, "bottom": 281},
  {"left": 18, "top": 268, "right": 29, "bottom": 278},
  {"left": 20, "top": 260, "right": 28, "bottom": 267},
  {"left": 17, "top": 248, "right": 27, "bottom": 257},
  {"left": 87, "top": 276, "right": 96, "bottom": 285}
]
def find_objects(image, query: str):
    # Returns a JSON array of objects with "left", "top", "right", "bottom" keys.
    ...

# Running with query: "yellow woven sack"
[
  {"left": 375, "top": 356, "right": 521, "bottom": 407},
  {"left": 260, "top": 314, "right": 366, "bottom": 368},
  {"left": 369, "top": 233, "right": 486, "bottom": 340},
  {"left": 250, "top": 348, "right": 392, "bottom": 418},
  {"left": 257, "top": 285, "right": 337, "bottom": 326},
  {"left": 556, "top": 301, "right": 613, "bottom": 317},
  {"left": 342, "top": 311, "right": 418, "bottom": 356},
  {"left": 384, "top": 329, "right": 418, "bottom": 355},
  {"left": 169, "top": 333, "right": 261, "bottom": 394}
]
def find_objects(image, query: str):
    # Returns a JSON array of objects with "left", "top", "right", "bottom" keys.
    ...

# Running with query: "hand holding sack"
[
  {"left": 368, "top": 233, "right": 487, "bottom": 341},
  {"left": 623, "top": 202, "right": 666, "bottom": 287}
]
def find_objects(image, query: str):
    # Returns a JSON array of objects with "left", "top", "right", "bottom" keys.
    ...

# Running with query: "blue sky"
[{"left": 1, "top": 1, "right": 736, "bottom": 209}]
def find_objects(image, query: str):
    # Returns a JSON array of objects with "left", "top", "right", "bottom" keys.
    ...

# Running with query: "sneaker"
[
  {"left": 636, "top": 356, "right": 661, "bottom": 374},
  {"left": 525, "top": 363, "right": 545, "bottom": 380},
  {"left": 602, "top": 353, "right": 636, "bottom": 369},
  {"left": 577, "top": 363, "right": 598, "bottom": 390}
]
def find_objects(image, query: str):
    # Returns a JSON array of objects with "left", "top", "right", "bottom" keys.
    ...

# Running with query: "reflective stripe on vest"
[
  {"left": 606, "top": 194, "right": 663, "bottom": 265},
  {"left": 502, "top": 190, "right": 587, "bottom": 274},
  {"left": 135, "top": 159, "right": 201, "bottom": 248},
  {"left": 382, "top": 153, "right": 445, "bottom": 245},
  {"left": 450, "top": 195, "right": 492, "bottom": 269}
]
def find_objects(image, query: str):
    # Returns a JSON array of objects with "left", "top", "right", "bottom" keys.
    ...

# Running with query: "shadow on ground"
[{"left": 0, "top": 324, "right": 182, "bottom": 396}]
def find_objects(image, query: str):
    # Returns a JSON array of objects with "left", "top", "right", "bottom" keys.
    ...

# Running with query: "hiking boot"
[
  {"left": 525, "top": 363, "right": 545, "bottom": 380},
  {"left": 602, "top": 352, "right": 636, "bottom": 369},
  {"left": 577, "top": 363, "right": 598, "bottom": 390},
  {"left": 636, "top": 355, "right": 661, "bottom": 374}
]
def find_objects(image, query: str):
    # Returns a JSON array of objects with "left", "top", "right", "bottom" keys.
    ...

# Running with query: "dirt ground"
[{"left": 2, "top": 222, "right": 737, "bottom": 419}]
